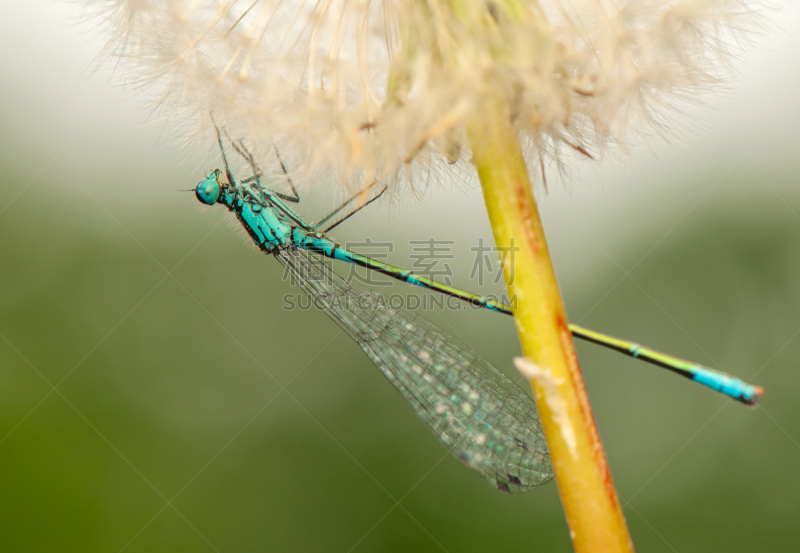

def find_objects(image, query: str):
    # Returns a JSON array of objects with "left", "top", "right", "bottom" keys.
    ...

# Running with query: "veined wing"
[{"left": 276, "top": 247, "right": 553, "bottom": 493}]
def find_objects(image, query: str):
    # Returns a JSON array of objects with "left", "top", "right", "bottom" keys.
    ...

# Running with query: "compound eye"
[{"left": 195, "top": 176, "right": 221, "bottom": 205}]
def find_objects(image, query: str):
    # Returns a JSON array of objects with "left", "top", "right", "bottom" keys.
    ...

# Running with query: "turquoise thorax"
[{"left": 195, "top": 171, "right": 319, "bottom": 252}]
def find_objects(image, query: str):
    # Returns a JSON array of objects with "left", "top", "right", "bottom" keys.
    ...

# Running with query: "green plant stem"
[{"left": 467, "top": 98, "right": 634, "bottom": 553}]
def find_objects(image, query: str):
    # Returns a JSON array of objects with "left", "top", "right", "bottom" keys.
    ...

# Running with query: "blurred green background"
[{"left": 2, "top": 2, "right": 799, "bottom": 552}]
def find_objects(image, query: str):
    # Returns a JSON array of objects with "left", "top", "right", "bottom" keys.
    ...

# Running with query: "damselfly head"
[{"left": 195, "top": 170, "right": 222, "bottom": 205}]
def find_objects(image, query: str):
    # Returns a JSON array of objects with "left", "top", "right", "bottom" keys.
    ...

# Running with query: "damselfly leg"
[
  {"left": 224, "top": 129, "right": 301, "bottom": 204},
  {"left": 272, "top": 145, "right": 300, "bottom": 203},
  {"left": 214, "top": 125, "right": 237, "bottom": 187},
  {"left": 314, "top": 182, "right": 388, "bottom": 233}
]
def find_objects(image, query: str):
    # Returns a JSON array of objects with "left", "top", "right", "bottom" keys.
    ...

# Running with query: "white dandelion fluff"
[{"left": 82, "top": 0, "right": 762, "bottom": 193}]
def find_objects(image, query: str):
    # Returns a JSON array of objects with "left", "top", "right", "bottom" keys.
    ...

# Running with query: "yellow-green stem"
[{"left": 467, "top": 99, "right": 634, "bottom": 553}]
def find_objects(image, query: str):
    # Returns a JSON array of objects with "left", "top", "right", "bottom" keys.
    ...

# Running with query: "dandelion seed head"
[{"left": 82, "top": 0, "right": 764, "bottom": 194}]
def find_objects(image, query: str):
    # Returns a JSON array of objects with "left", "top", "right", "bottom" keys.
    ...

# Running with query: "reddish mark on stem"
[
  {"left": 516, "top": 179, "right": 542, "bottom": 254},
  {"left": 556, "top": 315, "right": 621, "bottom": 505}
]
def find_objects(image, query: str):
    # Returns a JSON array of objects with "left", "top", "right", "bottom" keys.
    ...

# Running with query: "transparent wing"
[{"left": 276, "top": 247, "right": 553, "bottom": 493}]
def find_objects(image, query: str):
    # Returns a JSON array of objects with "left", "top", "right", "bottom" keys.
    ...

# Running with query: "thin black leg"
[
  {"left": 224, "top": 131, "right": 263, "bottom": 189},
  {"left": 215, "top": 125, "right": 236, "bottom": 186},
  {"left": 321, "top": 185, "right": 388, "bottom": 234},
  {"left": 313, "top": 181, "right": 383, "bottom": 230},
  {"left": 272, "top": 146, "right": 300, "bottom": 203},
  {"left": 224, "top": 132, "right": 300, "bottom": 204}
]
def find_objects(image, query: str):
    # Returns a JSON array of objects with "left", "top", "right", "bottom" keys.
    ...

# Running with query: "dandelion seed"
[{"left": 82, "top": 0, "right": 762, "bottom": 193}]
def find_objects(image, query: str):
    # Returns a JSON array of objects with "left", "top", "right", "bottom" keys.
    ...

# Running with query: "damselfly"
[{"left": 192, "top": 130, "right": 762, "bottom": 491}]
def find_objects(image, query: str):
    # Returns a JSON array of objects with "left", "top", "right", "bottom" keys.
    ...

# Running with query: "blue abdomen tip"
[{"left": 692, "top": 368, "right": 762, "bottom": 405}]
